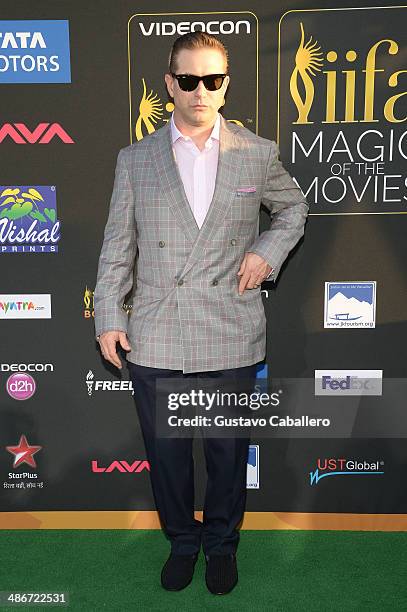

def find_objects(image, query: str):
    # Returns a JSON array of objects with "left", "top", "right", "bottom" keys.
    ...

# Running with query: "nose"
[{"left": 194, "top": 79, "right": 207, "bottom": 97}]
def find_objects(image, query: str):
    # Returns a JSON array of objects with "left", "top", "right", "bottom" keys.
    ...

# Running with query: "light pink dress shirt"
[{"left": 170, "top": 112, "right": 220, "bottom": 229}]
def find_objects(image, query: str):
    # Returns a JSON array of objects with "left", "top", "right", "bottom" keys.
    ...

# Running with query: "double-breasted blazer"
[{"left": 94, "top": 116, "right": 308, "bottom": 373}]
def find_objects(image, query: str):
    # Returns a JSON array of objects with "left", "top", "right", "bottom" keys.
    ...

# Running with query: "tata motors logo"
[
  {"left": 309, "top": 457, "right": 384, "bottom": 485},
  {"left": 0, "top": 294, "right": 51, "bottom": 319},
  {"left": 0, "top": 20, "right": 71, "bottom": 83},
  {"left": 315, "top": 370, "right": 383, "bottom": 396},
  {"left": 324, "top": 282, "right": 376, "bottom": 328},
  {"left": 0, "top": 186, "right": 61, "bottom": 253}
]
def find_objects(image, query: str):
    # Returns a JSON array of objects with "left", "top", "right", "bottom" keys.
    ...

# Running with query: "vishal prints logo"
[
  {"left": 279, "top": 7, "right": 407, "bottom": 214},
  {"left": 0, "top": 186, "right": 61, "bottom": 253},
  {"left": 128, "top": 12, "right": 258, "bottom": 142}
]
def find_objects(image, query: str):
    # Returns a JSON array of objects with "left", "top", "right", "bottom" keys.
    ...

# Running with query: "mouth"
[{"left": 191, "top": 105, "right": 208, "bottom": 110}]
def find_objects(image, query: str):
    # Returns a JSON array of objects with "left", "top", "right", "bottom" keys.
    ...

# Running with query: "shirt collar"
[{"left": 170, "top": 112, "right": 221, "bottom": 146}]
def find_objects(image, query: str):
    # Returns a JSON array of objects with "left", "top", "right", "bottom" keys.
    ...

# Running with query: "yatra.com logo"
[
  {"left": 309, "top": 458, "right": 385, "bottom": 485},
  {"left": 6, "top": 372, "right": 36, "bottom": 400}
]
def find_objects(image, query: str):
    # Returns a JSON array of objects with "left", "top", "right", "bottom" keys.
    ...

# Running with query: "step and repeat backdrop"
[{"left": 1, "top": 1, "right": 407, "bottom": 529}]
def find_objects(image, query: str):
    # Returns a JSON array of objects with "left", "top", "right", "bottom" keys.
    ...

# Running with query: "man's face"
[{"left": 165, "top": 48, "right": 229, "bottom": 128}]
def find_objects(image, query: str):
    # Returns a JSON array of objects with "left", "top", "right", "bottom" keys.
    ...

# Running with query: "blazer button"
[
  {"left": 159, "top": 240, "right": 165, "bottom": 247},
  {"left": 177, "top": 279, "right": 184, "bottom": 286},
  {"left": 212, "top": 279, "right": 219, "bottom": 286},
  {"left": 230, "top": 238, "right": 237, "bottom": 246}
]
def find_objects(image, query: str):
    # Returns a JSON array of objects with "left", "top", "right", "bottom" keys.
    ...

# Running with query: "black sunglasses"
[{"left": 171, "top": 73, "right": 227, "bottom": 92}]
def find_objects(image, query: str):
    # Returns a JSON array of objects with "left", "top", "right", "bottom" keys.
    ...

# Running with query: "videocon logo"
[{"left": 0, "top": 186, "right": 60, "bottom": 253}]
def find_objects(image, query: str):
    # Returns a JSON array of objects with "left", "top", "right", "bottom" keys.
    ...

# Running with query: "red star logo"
[{"left": 6, "top": 435, "right": 42, "bottom": 468}]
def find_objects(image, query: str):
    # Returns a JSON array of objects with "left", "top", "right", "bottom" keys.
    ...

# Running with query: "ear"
[
  {"left": 223, "top": 75, "right": 230, "bottom": 94},
  {"left": 164, "top": 73, "right": 174, "bottom": 98}
]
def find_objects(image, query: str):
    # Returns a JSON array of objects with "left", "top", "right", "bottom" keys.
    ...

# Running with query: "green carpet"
[{"left": 1, "top": 530, "right": 407, "bottom": 611}]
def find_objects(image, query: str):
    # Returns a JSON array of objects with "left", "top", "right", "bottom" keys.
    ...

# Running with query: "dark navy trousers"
[{"left": 128, "top": 361, "right": 257, "bottom": 556}]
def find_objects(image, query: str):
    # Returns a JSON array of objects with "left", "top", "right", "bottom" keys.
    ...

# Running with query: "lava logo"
[
  {"left": 246, "top": 444, "right": 259, "bottom": 489},
  {"left": 309, "top": 457, "right": 384, "bottom": 485},
  {"left": 91, "top": 460, "right": 150, "bottom": 473},
  {"left": 0, "top": 294, "right": 51, "bottom": 319},
  {"left": 6, "top": 373, "right": 36, "bottom": 400},
  {"left": 0, "top": 123, "right": 74, "bottom": 144},
  {"left": 0, "top": 20, "right": 71, "bottom": 83},
  {"left": 324, "top": 282, "right": 376, "bottom": 328},
  {"left": 6, "top": 435, "right": 42, "bottom": 468},
  {"left": 0, "top": 186, "right": 61, "bottom": 253}
]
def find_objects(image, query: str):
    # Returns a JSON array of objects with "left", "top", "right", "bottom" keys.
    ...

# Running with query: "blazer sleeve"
[
  {"left": 247, "top": 140, "right": 309, "bottom": 281},
  {"left": 93, "top": 148, "right": 137, "bottom": 338}
]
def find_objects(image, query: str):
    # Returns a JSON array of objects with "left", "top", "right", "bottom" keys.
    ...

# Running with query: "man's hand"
[
  {"left": 237, "top": 252, "right": 272, "bottom": 295},
  {"left": 98, "top": 331, "right": 131, "bottom": 370}
]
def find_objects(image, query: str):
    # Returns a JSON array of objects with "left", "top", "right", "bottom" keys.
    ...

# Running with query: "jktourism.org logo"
[
  {"left": 0, "top": 20, "right": 71, "bottom": 83},
  {"left": 0, "top": 294, "right": 51, "bottom": 319},
  {"left": 309, "top": 457, "right": 384, "bottom": 485},
  {"left": 324, "top": 282, "right": 376, "bottom": 328},
  {"left": 0, "top": 186, "right": 61, "bottom": 253}
]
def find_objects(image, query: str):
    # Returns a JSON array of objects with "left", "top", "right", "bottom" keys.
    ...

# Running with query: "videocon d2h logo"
[
  {"left": 0, "top": 186, "right": 61, "bottom": 253},
  {"left": 278, "top": 6, "right": 407, "bottom": 215}
]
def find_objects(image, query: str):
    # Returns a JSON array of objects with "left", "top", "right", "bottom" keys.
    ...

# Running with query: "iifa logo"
[
  {"left": 309, "top": 458, "right": 384, "bottom": 485},
  {"left": 0, "top": 123, "right": 74, "bottom": 144},
  {"left": 0, "top": 20, "right": 71, "bottom": 83},
  {"left": 0, "top": 186, "right": 61, "bottom": 253}
]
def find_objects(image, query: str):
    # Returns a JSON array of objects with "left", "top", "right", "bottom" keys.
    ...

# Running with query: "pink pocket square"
[{"left": 236, "top": 186, "right": 256, "bottom": 195}]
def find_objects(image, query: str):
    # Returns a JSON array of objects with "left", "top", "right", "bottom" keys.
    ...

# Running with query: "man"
[{"left": 94, "top": 31, "right": 308, "bottom": 595}]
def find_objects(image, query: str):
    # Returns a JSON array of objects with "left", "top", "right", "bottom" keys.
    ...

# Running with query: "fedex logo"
[{"left": 315, "top": 370, "right": 382, "bottom": 396}]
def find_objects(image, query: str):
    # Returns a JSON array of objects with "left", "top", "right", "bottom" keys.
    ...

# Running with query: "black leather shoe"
[
  {"left": 205, "top": 553, "right": 238, "bottom": 595},
  {"left": 161, "top": 553, "right": 198, "bottom": 591}
]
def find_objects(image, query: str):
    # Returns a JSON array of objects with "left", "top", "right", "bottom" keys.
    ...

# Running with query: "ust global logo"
[
  {"left": 324, "top": 282, "right": 376, "bottom": 328},
  {"left": 0, "top": 20, "right": 71, "bottom": 83},
  {"left": 128, "top": 12, "right": 258, "bottom": 142},
  {"left": 309, "top": 457, "right": 384, "bottom": 485},
  {"left": 0, "top": 123, "right": 74, "bottom": 144},
  {"left": 278, "top": 7, "right": 407, "bottom": 214},
  {"left": 315, "top": 370, "right": 383, "bottom": 396},
  {"left": 0, "top": 186, "right": 61, "bottom": 253}
]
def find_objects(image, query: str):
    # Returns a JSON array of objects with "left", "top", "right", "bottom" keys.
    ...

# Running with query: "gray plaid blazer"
[{"left": 94, "top": 116, "right": 308, "bottom": 373}]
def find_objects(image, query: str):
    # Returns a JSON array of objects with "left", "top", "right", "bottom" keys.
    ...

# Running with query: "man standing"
[{"left": 94, "top": 31, "right": 308, "bottom": 595}]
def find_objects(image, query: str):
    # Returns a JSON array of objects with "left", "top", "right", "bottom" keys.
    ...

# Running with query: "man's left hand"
[{"left": 237, "top": 252, "right": 272, "bottom": 295}]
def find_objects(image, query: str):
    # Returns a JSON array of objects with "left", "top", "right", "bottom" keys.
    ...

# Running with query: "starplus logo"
[{"left": 6, "top": 434, "right": 42, "bottom": 468}]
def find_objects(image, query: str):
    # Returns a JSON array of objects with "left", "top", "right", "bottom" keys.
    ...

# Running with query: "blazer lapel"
[{"left": 151, "top": 116, "right": 244, "bottom": 277}]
